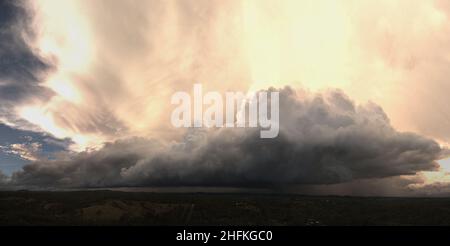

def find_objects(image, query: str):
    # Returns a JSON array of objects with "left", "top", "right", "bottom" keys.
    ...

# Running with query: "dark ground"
[{"left": 1, "top": 191, "right": 450, "bottom": 225}]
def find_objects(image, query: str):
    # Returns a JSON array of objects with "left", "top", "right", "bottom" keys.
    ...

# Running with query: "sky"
[{"left": 1, "top": 0, "right": 450, "bottom": 195}]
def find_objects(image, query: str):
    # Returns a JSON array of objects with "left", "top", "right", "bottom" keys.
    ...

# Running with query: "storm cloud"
[
  {"left": 7, "top": 87, "right": 447, "bottom": 191},
  {"left": 2, "top": 0, "right": 450, "bottom": 196},
  {"left": 0, "top": 0, "right": 53, "bottom": 125}
]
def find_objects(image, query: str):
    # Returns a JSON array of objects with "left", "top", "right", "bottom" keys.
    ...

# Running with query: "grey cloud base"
[{"left": 7, "top": 88, "right": 448, "bottom": 192}]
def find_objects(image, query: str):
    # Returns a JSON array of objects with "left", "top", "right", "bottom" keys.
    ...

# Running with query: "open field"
[{"left": 1, "top": 191, "right": 450, "bottom": 225}]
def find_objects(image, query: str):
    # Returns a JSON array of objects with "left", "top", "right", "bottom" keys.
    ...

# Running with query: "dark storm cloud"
[
  {"left": 7, "top": 87, "right": 448, "bottom": 189},
  {"left": 0, "top": 0, "right": 53, "bottom": 120}
]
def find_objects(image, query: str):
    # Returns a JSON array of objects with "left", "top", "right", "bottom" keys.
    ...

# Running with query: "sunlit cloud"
[
  {"left": 0, "top": 142, "right": 42, "bottom": 161},
  {"left": 13, "top": 0, "right": 450, "bottom": 148},
  {"left": 2, "top": 0, "right": 450, "bottom": 194}
]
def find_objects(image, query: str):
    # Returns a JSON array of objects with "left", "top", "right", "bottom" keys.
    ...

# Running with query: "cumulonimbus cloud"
[
  {"left": 4, "top": 0, "right": 450, "bottom": 151},
  {"left": 2, "top": 1, "right": 450, "bottom": 196},
  {"left": 7, "top": 87, "right": 448, "bottom": 191}
]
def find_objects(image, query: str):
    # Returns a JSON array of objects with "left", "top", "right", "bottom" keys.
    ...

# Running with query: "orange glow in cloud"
[{"left": 14, "top": 0, "right": 450, "bottom": 163}]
